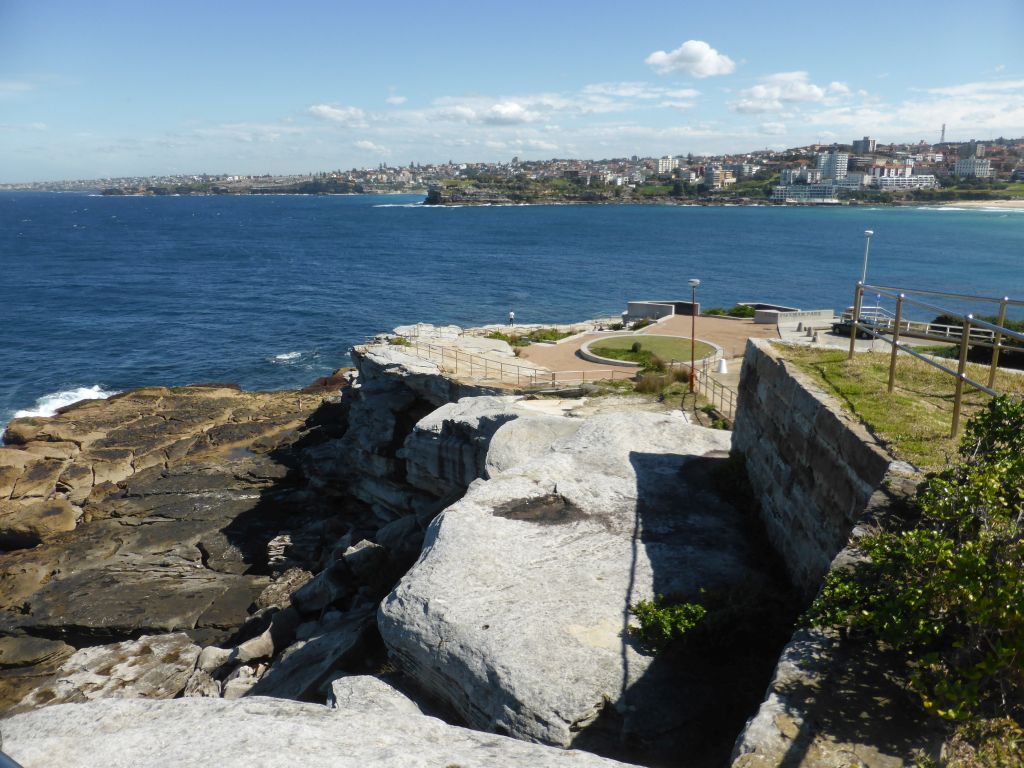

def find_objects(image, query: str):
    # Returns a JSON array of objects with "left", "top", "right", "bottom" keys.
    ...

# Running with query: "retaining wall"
[{"left": 732, "top": 338, "right": 897, "bottom": 597}]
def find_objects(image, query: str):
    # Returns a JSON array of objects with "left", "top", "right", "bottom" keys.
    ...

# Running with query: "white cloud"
[
  {"left": 0, "top": 81, "right": 33, "bottom": 95},
  {"left": 308, "top": 104, "right": 367, "bottom": 127},
  {"left": 483, "top": 101, "right": 539, "bottom": 124},
  {"left": 385, "top": 95, "right": 407, "bottom": 105},
  {"left": 733, "top": 71, "right": 838, "bottom": 113},
  {"left": 759, "top": 122, "right": 787, "bottom": 135},
  {"left": 925, "top": 79, "right": 1024, "bottom": 97},
  {"left": 191, "top": 123, "right": 307, "bottom": 143},
  {"left": 354, "top": 139, "right": 387, "bottom": 153},
  {"left": 658, "top": 101, "right": 695, "bottom": 110},
  {"left": 645, "top": 40, "right": 735, "bottom": 78}
]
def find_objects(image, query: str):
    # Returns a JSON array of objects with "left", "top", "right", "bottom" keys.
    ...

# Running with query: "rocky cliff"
[{"left": 2, "top": 333, "right": 898, "bottom": 768}]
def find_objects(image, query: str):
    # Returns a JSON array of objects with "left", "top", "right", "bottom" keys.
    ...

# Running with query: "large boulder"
[
  {"left": 379, "top": 412, "right": 777, "bottom": 762},
  {"left": 0, "top": 688, "right": 641, "bottom": 767}
]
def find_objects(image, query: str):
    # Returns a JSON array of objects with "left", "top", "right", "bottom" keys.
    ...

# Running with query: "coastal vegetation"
[
  {"left": 704, "top": 304, "right": 756, "bottom": 318},
  {"left": 589, "top": 336, "right": 715, "bottom": 372},
  {"left": 484, "top": 327, "right": 577, "bottom": 347},
  {"left": 806, "top": 397, "right": 1024, "bottom": 763},
  {"left": 779, "top": 346, "right": 1024, "bottom": 470}
]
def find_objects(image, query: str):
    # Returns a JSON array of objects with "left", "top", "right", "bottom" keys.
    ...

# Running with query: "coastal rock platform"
[
  {"left": 1, "top": 677, "right": 640, "bottom": 768},
  {"left": 0, "top": 385, "right": 351, "bottom": 708}
]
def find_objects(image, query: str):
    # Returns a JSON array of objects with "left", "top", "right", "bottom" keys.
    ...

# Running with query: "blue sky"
[{"left": 2, "top": 0, "right": 1022, "bottom": 182}]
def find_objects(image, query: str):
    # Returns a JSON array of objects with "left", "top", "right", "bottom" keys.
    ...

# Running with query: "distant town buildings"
[
  {"left": 851, "top": 136, "right": 876, "bottom": 154},
  {"left": 954, "top": 156, "right": 993, "bottom": 178}
]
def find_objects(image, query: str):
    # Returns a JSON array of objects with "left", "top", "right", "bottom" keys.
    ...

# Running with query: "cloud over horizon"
[{"left": 645, "top": 40, "right": 735, "bottom": 78}]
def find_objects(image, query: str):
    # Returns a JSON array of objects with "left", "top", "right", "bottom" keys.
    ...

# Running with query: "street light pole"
[
  {"left": 860, "top": 230, "right": 874, "bottom": 286},
  {"left": 688, "top": 278, "right": 700, "bottom": 393}
]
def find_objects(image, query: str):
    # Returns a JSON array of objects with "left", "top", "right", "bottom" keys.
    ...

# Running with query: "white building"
[
  {"left": 657, "top": 155, "right": 679, "bottom": 174},
  {"left": 779, "top": 167, "right": 823, "bottom": 185},
  {"left": 872, "top": 174, "right": 937, "bottom": 189},
  {"left": 954, "top": 157, "right": 993, "bottom": 178},
  {"left": 771, "top": 183, "right": 839, "bottom": 203},
  {"left": 816, "top": 150, "right": 849, "bottom": 180}
]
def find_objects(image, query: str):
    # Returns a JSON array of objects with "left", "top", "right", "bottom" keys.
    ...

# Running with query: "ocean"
[{"left": 1, "top": 192, "right": 1022, "bottom": 427}]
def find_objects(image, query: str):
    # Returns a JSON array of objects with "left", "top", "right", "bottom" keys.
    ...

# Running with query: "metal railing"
[
  {"left": 847, "top": 283, "right": 1024, "bottom": 436},
  {"left": 356, "top": 338, "right": 636, "bottom": 388},
  {"left": 694, "top": 367, "right": 738, "bottom": 420}
]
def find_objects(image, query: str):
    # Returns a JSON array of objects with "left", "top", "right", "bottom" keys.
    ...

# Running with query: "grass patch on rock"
[{"left": 776, "top": 345, "right": 1024, "bottom": 471}]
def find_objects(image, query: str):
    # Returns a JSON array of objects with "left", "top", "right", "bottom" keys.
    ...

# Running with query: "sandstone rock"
[
  {"left": 255, "top": 567, "right": 313, "bottom": 611},
  {"left": 248, "top": 608, "right": 374, "bottom": 701},
  {"left": 231, "top": 607, "right": 300, "bottom": 665},
  {"left": 730, "top": 628, "right": 947, "bottom": 767},
  {"left": 14, "top": 633, "right": 200, "bottom": 712},
  {"left": 221, "top": 663, "right": 264, "bottom": 700},
  {"left": 0, "top": 387, "right": 351, "bottom": 709},
  {"left": 290, "top": 560, "right": 352, "bottom": 615},
  {"left": 0, "top": 497, "right": 79, "bottom": 547},
  {"left": 183, "top": 668, "right": 221, "bottom": 698},
  {"left": 380, "top": 412, "right": 776, "bottom": 761},
  {"left": 326, "top": 675, "right": 424, "bottom": 716},
  {"left": 1, "top": 696, "right": 641, "bottom": 767},
  {"left": 196, "top": 646, "right": 233, "bottom": 674}
]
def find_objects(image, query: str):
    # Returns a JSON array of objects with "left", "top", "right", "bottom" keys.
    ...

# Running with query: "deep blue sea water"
[{"left": 1, "top": 192, "right": 1022, "bottom": 427}]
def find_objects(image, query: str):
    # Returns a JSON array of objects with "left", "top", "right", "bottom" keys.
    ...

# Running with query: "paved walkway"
[{"left": 517, "top": 315, "right": 780, "bottom": 392}]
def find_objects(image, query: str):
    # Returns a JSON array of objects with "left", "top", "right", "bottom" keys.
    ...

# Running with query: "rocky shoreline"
[{"left": 0, "top": 327, "right": 931, "bottom": 767}]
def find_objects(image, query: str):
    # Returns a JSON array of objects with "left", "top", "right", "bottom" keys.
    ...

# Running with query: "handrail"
[
  {"left": 355, "top": 338, "right": 636, "bottom": 388},
  {"left": 847, "top": 282, "right": 1021, "bottom": 436},
  {"left": 863, "top": 284, "right": 1024, "bottom": 309}
]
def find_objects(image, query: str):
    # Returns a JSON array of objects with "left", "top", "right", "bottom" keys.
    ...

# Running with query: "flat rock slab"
[
  {"left": 0, "top": 695, "right": 641, "bottom": 768},
  {"left": 380, "top": 412, "right": 776, "bottom": 761},
  {"left": 0, "top": 387, "right": 346, "bottom": 709},
  {"left": 14, "top": 633, "right": 200, "bottom": 712}
]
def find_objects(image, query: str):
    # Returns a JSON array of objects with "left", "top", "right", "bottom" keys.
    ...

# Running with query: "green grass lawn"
[
  {"left": 779, "top": 345, "right": 1024, "bottom": 471},
  {"left": 591, "top": 335, "right": 716, "bottom": 363}
]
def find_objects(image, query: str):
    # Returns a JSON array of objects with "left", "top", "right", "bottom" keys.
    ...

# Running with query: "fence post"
[
  {"left": 848, "top": 283, "right": 864, "bottom": 359},
  {"left": 887, "top": 294, "right": 904, "bottom": 393},
  {"left": 951, "top": 315, "right": 972, "bottom": 437},
  {"left": 988, "top": 297, "right": 1008, "bottom": 389}
]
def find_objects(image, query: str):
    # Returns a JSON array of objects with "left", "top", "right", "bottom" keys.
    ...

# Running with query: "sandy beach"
[{"left": 942, "top": 198, "right": 1024, "bottom": 209}]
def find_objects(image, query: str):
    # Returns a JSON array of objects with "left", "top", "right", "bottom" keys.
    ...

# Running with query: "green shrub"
[
  {"left": 632, "top": 318, "right": 653, "bottom": 330},
  {"left": 485, "top": 330, "right": 530, "bottom": 347},
  {"left": 525, "top": 327, "right": 574, "bottom": 343},
  {"left": 609, "top": 322, "right": 625, "bottom": 331},
  {"left": 629, "top": 595, "right": 706, "bottom": 651},
  {"left": 726, "top": 304, "right": 756, "bottom": 318},
  {"left": 806, "top": 396, "right": 1024, "bottom": 722},
  {"left": 389, "top": 336, "right": 411, "bottom": 346},
  {"left": 630, "top": 341, "right": 642, "bottom": 353},
  {"left": 705, "top": 307, "right": 727, "bottom": 316}
]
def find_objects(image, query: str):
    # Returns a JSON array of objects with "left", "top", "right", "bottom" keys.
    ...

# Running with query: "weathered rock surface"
[
  {"left": 0, "top": 385, "right": 352, "bottom": 709},
  {"left": 730, "top": 629, "right": 946, "bottom": 768},
  {"left": 1, "top": 691, "right": 641, "bottom": 767},
  {"left": 380, "top": 411, "right": 786, "bottom": 764},
  {"left": 13, "top": 633, "right": 200, "bottom": 711}
]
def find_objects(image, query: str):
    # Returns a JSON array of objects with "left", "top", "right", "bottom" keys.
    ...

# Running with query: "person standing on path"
[{"left": 509, "top": 310, "right": 515, "bottom": 327}]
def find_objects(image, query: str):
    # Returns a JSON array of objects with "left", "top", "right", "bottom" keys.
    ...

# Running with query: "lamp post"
[
  {"left": 688, "top": 278, "right": 701, "bottom": 392},
  {"left": 860, "top": 230, "right": 874, "bottom": 286}
]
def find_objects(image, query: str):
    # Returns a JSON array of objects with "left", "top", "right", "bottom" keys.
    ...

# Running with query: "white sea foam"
[
  {"left": 13, "top": 385, "right": 117, "bottom": 419},
  {"left": 272, "top": 351, "right": 302, "bottom": 362}
]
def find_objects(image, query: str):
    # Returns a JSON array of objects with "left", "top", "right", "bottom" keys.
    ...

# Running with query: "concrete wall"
[
  {"left": 755, "top": 308, "right": 835, "bottom": 326},
  {"left": 625, "top": 301, "right": 676, "bottom": 321},
  {"left": 732, "top": 339, "right": 895, "bottom": 597}
]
